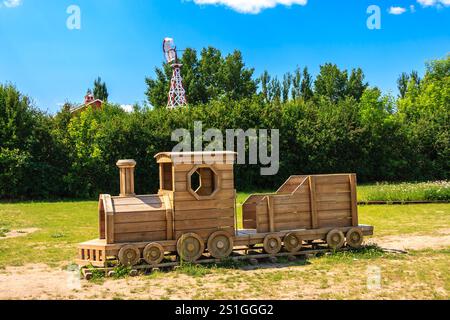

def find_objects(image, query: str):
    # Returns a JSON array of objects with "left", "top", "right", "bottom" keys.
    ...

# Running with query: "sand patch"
[
  {"left": 372, "top": 229, "right": 450, "bottom": 251},
  {"left": 0, "top": 228, "right": 39, "bottom": 240}
]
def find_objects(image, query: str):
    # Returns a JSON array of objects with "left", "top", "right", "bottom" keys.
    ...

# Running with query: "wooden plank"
[
  {"left": 113, "top": 203, "right": 165, "bottom": 213},
  {"left": 314, "top": 175, "right": 352, "bottom": 185},
  {"left": 309, "top": 176, "right": 318, "bottom": 229},
  {"left": 267, "top": 196, "right": 275, "bottom": 232},
  {"left": 317, "top": 209, "right": 351, "bottom": 220},
  {"left": 259, "top": 221, "right": 311, "bottom": 233},
  {"left": 175, "top": 217, "right": 235, "bottom": 231},
  {"left": 258, "top": 212, "right": 312, "bottom": 225},
  {"left": 115, "top": 221, "right": 167, "bottom": 233},
  {"left": 112, "top": 196, "right": 164, "bottom": 205},
  {"left": 174, "top": 199, "right": 235, "bottom": 211},
  {"left": 318, "top": 217, "right": 352, "bottom": 228},
  {"left": 174, "top": 208, "right": 235, "bottom": 221},
  {"left": 272, "top": 194, "right": 311, "bottom": 206},
  {"left": 104, "top": 194, "right": 115, "bottom": 244},
  {"left": 316, "top": 193, "right": 351, "bottom": 202},
  {"left": 114, "top": 211, "right": 167, "bottom": 223},
  {"left": 175, "top": 189, "right": 235, "bottom": 201},
  {"left": 316, "top": 183, "right": 350, "bottom": 193},
  {"left": 271, "top": 202, "right": 312, "bottom": 214},
  {"left": 317, "top": 201, "right": 351, "bottom": 211},
  {"left": 163, "top": 194, "right": 174, "bottom": 240},
  {"left": 115, "top": 231, "right": 167, "bottom": 243},
  {"left": 349, "top": 174, "right": 359, "bottom": 227}
]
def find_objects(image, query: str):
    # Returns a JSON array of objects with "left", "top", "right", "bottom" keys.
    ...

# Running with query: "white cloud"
[
  {"left": 389, "top": 6, "right": 406, "bottom": 14},
  {"left": 410, "top": 5, "right": 416, "bottom": 12},
  {"left": 191, "top": 0, "right": 308, "bottom": 14},
  {"left": 120, "top": 104, "right": 134, "bottom": 113},
  {"left": 417, "top": 0, "right": 450, "bottom": 7},
  {"left": 3, "top": 0, "right": 22, "bottom": 8}
]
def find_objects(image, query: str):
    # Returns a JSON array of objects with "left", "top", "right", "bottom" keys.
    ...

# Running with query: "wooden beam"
[
  {"left": 349, "top": 174, "right": 359, "bottom": 227},
  {"left": 267, "top": 196, "right": 275, "bottom": 232},
  {"left": 309, "top": 176, "right": 318, "bottom": 229},
  {"left": 163, "top": 194, "right": 174, "bottom": 240}
]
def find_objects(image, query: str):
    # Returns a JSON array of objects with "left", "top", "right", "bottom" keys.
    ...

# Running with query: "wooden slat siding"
[
  {"left": 176, "top": 179, "right": 234, "bottom": 192},
  {"left": 258, "top": 212, "right": 312, "bottom": 225},
  {"left": 316, "top": 193, "right": 351, "bottom": 202},
  {"left": 103, "top": 194, "right": 115, "bottom": 244},
  {"left": 174, "top": 226, "right": 235, "bottom": 241},
  {"left": 314, "top": 175, "right": 352, "bottom": 184},
  {"left": 318, "top": 210, "right": 351, "bottom": 220},
  {"left": 319, "top": 218, "right": 352, "bottom": 228},
  {"left": 112, "top": 196, "right": 165, "bottom": 205},
  {"left": 174, "top": 199, "right": 235, "bottom": 211},
  {"left": 174, "top": 208, "right": 235, "bottom": 221},
  {"left": 271, "top": 202, "right": 312, "bottom": 214},
  {"left": 175, "top": 217, "right": 235, "bottom": 231},
  {"left": 258, "top": 221, "right": 310, "bottom": 233},
  {"left": 175, "top": 189, "right": 235, "bottom": 201},
  {"left": 316, "top": 201, "right": 351, "bottom": 211},
  {"left": 315, "top": 183, "right": 350, "bottom": 193},
  {"left": 309, "top": 176, "right": 318, "bottom": 229},
  {"left": 114, "top": 211, "right": 167, "bottom": 223},
  {"left": 163, "top": 194, "right": 174, "bottom": 240},
  {"left": 174, "top": 163, "right": 233, "bottom": 172},
  {"left": 115, "top": 231, "right": 167, "bottom": 243},
  {"left": 272, "top": 194, "right": 311, "bottom": 205},
  {"left": 349, "top": 174, "right": 359, "bottom": 227},
  {"left": 276, "top": 176, "right": 308, "bottom": 193},
  {"left": 115, "top": 221, "right": 167, "bottom": 233},
  {"left": 174, "top": 170, "right": 233, "bottom": 183},
  {"left": 114, "top": 203, "right": 165, "bottom": 213}
]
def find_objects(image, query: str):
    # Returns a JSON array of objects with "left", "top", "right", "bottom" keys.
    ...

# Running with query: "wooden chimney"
[{"left": 116, "top": 159, "right": 136, "bottom": 197}]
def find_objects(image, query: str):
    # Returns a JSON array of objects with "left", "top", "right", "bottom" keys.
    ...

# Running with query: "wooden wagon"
[{"left": 77, "top": 151, "right": 373, "bottom": 267}]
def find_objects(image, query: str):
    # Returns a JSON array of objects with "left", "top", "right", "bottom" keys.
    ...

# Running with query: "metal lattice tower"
[
  {"left": 167, "top": 63, "right": 187, "bottom": 108},
  {"left": 163, "top": 38, "right": 187, "bottom": 108}
]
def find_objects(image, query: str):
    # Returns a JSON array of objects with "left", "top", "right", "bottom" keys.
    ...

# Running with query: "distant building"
[{"left": 71, "top": 90, "right": 103, "bottom": 114}]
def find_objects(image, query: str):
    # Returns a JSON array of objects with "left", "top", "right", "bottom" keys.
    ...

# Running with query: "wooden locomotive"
[{"left": 77, "top": 151, "right": 373, "bottom": 267}]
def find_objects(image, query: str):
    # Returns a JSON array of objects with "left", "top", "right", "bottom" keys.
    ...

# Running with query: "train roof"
[{"left": 155, "top": 151, "right": 237, "bottom": 164}]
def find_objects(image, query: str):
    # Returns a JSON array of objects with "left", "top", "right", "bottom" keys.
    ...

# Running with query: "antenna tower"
[{"left": 163, "top": 38, "right": 187, "bottom": 108}]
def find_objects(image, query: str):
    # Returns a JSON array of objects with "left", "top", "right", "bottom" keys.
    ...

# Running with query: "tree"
[
  {"left": 145, "top": 47, "right": 258, "bottom": 107},
  {"left": 397, "top": 72, "right": 410, "bottom": 98},
  {"left": 93, "top": 77, "right": 109, "bottom": 101},
  {"left": 300, "top": 67, "right": 313, "bottom": 101},
  {"left": 291, "top": 67, "right": 302, "bottom": 101},
  {"left": 282, "top": 73, "right": 292, "bottom": 103},
  {"left": 314, "top": 63, "right": 348, "bottom": 102},
  {"left": 347, "top": 68, "right": 368, "bottom": 101},
  {"left": 260, "top": 70, "right": 271, "bottom": 102}
]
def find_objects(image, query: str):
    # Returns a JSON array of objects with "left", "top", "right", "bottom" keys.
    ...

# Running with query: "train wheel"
[
  {"left": 346, "top": 228, "right": 363, "bottom": 248},
  {"left": 177, "top": 232, "right": 205, "bottom": 262},
  {"left": 263, "top": 235, "right": 282, "bottom": 255},
  {"left": 143, "top": 243, "right": 165, "bottom": 265},
  {"left": 118, "top": 244, "right": 141, "bottom": 266},
  {"left": 326, "top": 229, "right": 345, "bottom": 250},
  {"left": 207, "top": 231, "right": 234, "bottom": 259},
  {"left": 284, "top": 233, "right": 302, "bottom": 253}
]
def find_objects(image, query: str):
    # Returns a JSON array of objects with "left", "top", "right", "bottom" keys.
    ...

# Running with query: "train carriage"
[{"left": 77, "top": 151, "right": 373, "bottom": 268}]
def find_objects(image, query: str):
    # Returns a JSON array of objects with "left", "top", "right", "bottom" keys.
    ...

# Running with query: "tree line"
[{"left": 0, "top": 51, "right": 448, "bottom": 199}]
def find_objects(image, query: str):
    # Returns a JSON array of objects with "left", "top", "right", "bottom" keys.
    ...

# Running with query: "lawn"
[{"left": 0, "top": 182, "right": 449, "bottom": 299}]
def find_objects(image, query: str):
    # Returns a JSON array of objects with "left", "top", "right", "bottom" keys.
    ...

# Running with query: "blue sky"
[{"left": 0, "top": 0, "right": 449, "bottom": 113}]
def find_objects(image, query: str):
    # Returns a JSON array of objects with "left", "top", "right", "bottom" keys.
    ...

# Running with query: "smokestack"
[{"left": 116, "top": 160, "right": 136, "bottom": 197}]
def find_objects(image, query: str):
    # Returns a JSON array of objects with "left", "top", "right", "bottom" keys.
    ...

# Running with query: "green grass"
[{"left": 357, "top": 181, "right": 450, "bottom": 202}]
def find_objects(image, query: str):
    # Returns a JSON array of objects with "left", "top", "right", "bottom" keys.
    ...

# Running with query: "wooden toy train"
[{"left": 77, "top": 151, "right": 373, "bottom": 267}]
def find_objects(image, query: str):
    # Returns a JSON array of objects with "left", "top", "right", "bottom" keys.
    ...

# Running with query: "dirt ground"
[{"left": 0, "top": 231, "right": 449, "bottom": 300}]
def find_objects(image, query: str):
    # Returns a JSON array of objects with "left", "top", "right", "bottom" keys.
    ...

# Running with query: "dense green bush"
[{"left": 0, "top": 56, "right": 448, "bottom": 199}]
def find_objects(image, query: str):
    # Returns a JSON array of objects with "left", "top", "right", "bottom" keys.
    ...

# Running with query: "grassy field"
[{"left": 0, "top": 182, "right": 449, "bottom": 299}]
